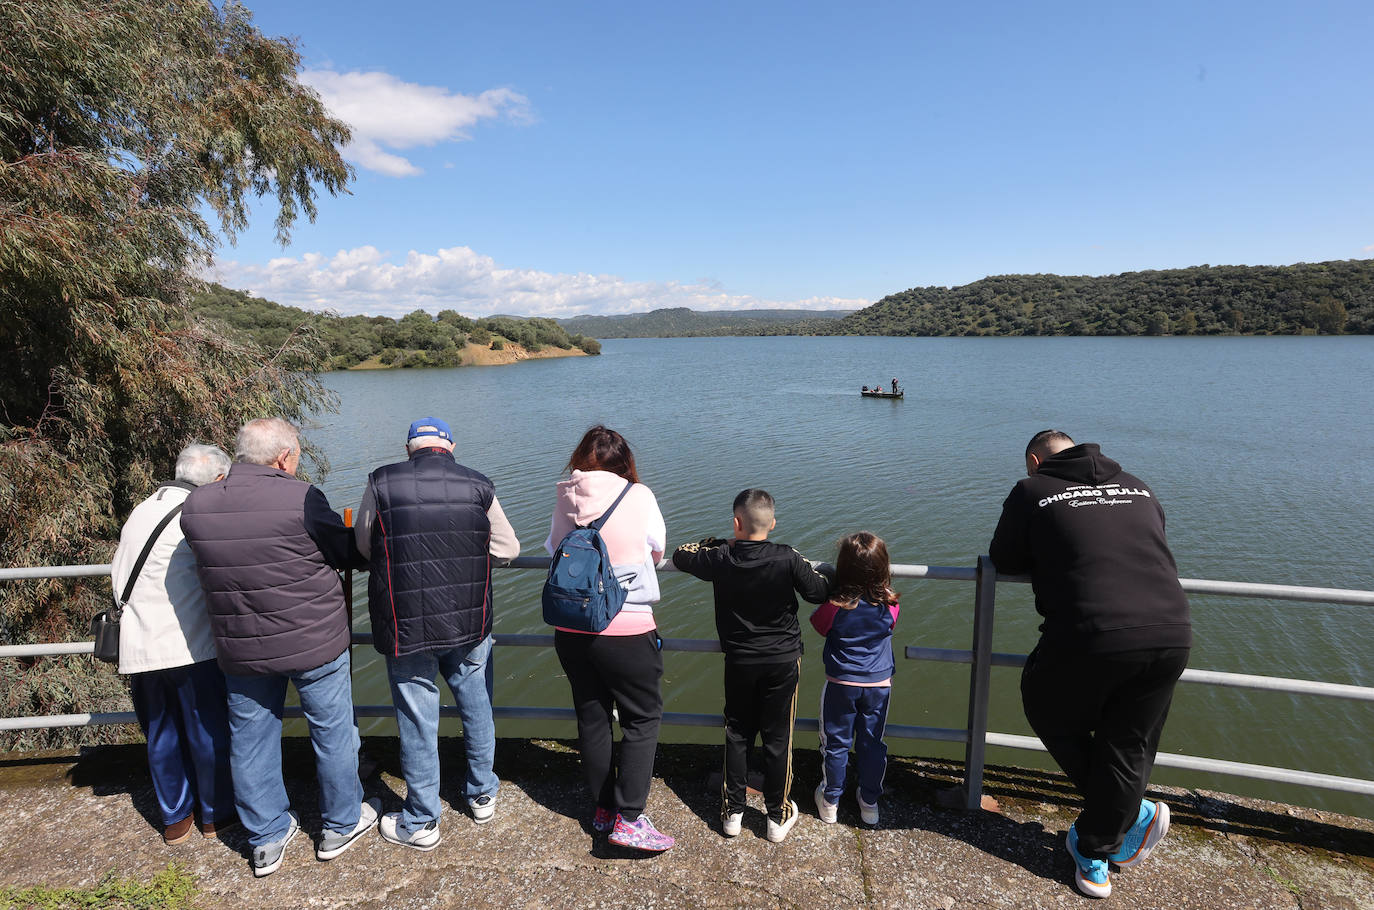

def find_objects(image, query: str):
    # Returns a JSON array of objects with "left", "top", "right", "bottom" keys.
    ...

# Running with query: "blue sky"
[{"left": 212, "top": 1, "right": 1374, "bottom": 318}]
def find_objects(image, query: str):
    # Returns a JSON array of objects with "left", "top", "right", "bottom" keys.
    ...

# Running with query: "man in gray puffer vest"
[
  {"left": 355, "top": 417, "right": 520, "bottom": 850},
  {"left": 181, "top": 418, "right": 377, "bottom": 877}
]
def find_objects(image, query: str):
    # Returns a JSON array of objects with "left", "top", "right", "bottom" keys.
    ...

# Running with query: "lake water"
[{"left": 307, "top": 336, "right": 1374, "bottom": 818}]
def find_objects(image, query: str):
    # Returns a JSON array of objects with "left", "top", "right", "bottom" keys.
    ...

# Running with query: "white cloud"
[
  {"left": 1364, "top": 244, "right": 1374, "bottom": 253},
  {"left": 301, "top": 70, "right": 530, "bottom": 177},
  {"left": 209, "top": 246, "right": 869, "bottom": 318}
]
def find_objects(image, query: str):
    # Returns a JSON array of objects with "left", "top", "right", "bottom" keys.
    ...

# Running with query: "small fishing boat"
[{"left": 860, "top": 386, "right": 904, "bottom": 398}]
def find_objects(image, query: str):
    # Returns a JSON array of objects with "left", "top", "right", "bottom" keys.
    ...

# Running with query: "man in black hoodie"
[{"left": 989, "top": 430, "right": 1190, "bottom": 899}]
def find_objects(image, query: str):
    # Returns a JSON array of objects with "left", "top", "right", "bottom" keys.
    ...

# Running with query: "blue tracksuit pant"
[{"left": 818, "top": 681, "right": 890, "bottom": 806}]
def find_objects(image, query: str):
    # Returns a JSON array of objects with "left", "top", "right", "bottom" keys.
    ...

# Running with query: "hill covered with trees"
[
  {"left": 192, "top": 284, "right": 602, "bottom": 369},
  {"left": 798, "top": 260, "right": 1374, "bottom": 337},
  {"left": 557, "top": 307, "right": 854, "bottom": 338}
]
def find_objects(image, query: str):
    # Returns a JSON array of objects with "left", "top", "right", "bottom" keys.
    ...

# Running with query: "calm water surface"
[{"left": 306, "top": 336, "right": 1374, "bottom": 817}]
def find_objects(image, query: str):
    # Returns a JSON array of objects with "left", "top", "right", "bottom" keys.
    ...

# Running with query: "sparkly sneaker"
[
  {"left": 1110, "top": 799, "right": 1169, "bottom": 868},
  {"left": 592, "top": 806, "right": 616, "bottom": 833},
  {"left": 722, "top": 810, "right": 743, "bottom": 837},
  {"left": 814, "top": 784, "right": 838, "bottom": 824},
  {"left": 608, "top": 813, "right": 675, "bottom": 852},
  {"left": 1066, "top": 824, "right": 1112, "bottom": 898}
]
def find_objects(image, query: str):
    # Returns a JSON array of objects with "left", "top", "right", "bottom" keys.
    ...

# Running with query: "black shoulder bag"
[{"left": 92, "top": 502, "right": 184, "bottom": 663}]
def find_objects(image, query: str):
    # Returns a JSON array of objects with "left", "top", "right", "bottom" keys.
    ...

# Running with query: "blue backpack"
[{"left": 542, "top": 481, "right": 633, "bottom": 632}]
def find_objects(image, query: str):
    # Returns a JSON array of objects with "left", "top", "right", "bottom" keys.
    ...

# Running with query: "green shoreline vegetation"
[
  {"left": 193, "top": 284, "right": 601, "bottom": 371},
  {"left": 553, "top": 259, "right": 1373, "bottom": 339}
]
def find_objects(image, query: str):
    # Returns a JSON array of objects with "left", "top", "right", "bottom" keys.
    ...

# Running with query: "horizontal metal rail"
[
  {"left": 3, "top": 559, "right": 1372, "bottom": 805},
  {"left": 904, "top": 646, "right": 1374, "bottom": 702}
]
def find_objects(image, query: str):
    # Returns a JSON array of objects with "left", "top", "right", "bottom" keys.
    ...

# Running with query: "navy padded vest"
[
  {"left": 180, "top": 463, "right": 350, "bottom": 676},
  {"left": 367, "top": 449, "right": 495, "bottom": 657}
]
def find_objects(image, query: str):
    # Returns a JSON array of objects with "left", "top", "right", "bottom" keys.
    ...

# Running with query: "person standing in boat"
[
  {"left": 891, "top": 378, "right": 898, "bottom": 394},
  {"left": 988, "top": 430, "right": 1190, "bottom": 899}
]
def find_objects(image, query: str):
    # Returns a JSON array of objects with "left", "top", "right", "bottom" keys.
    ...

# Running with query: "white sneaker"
[
  {"left": 722, "top": 811, "right": 743, "bottom": 837},
  {"left": 316, "top": 797, "right": 380, "bottom": 860},
  {"left": 814, "top": 784, "right": 838, "bottom": 824},
  {"left": 766, "top": 801, "right": 800, "bottom": 843},
  {"left": 379, "top": 811, "right": 440, "bottom": 851},
  {"left": 469, "top": 793, "right": 496, "bottom": 824},
  {"left": 858, "top": 796, "right": 879, "bottom": 826}
]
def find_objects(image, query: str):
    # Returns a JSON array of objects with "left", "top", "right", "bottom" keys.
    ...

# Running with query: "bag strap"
[
  {"left": 587, "top": 481, "right": 634, "bottom": 533},
  {"left": 116, "top": 502, "right": 185, "bottom": 608}
]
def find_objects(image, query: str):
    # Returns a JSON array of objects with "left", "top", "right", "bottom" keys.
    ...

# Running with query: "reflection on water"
[{"left": 304, "top": 336, "right": 1374, "bottom": 817}]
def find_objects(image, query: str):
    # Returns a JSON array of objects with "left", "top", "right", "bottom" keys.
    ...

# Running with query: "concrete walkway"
[{"left": 0, "top": 738, "right": 1370, "bottom": 909}]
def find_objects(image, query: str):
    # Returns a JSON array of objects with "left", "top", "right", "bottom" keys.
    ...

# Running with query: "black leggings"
[{"left": 554, "top": 629, "right": 663, "bottom": 818}]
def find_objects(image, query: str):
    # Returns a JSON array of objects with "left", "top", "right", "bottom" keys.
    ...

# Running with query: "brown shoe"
[
  {"left": 164, "top": 815, "right": 195, "bottom": 845},
  {"left": 201, "top": 814, "right": 239, "bottom": 839}
]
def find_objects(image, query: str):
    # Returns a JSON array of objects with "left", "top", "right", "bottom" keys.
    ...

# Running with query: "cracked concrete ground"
[{"left": 0, "top": 738, "right": 1370, "bottom": 909}]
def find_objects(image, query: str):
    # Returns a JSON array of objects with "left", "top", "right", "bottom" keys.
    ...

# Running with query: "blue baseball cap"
[{"left": 406, "top": 417, "right": 453, "bottom": 443}]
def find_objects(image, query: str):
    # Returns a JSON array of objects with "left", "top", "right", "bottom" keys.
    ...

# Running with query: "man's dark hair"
[
  {"left": 732, "top": 488, "right": 775, "bottom": 535},
  {"left": 1025, "top": 429, "right": 1074, "bottom": 460}
]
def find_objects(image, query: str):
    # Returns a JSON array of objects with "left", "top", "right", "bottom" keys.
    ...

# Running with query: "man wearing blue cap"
[{"left": 354, "top": 417, "right": 520, "bottom": 850}]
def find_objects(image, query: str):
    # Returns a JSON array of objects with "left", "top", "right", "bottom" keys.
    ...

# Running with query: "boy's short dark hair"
[{"left": 733, "top": 488, "right": 775, "bottom": 535}]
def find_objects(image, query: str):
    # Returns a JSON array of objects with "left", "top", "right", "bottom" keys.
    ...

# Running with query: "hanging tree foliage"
[{"left": 0, "top": 0, "right": 352, "bottom": 744}]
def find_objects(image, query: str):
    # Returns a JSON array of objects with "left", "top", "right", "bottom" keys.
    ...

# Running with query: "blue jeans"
[
  {"left": 224, "top": 649, "right": 363, "bottom": 848},
  {"left": 129, "top": 659, "right": 234, "bottom": 827},
  {"left": 386, "top": 634, "right": 499, "bottom": 835},
  {"left": 819, "top": 681, "right": 891, "bottom": 806}
]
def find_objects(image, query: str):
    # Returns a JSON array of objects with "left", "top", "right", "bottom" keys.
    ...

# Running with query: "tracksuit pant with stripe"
[
  {"left": 818, "top": 680, "right": 891, "bottom": 806},
  {"left": 722, "top": 658, "right": 800, "bottom": 824}
]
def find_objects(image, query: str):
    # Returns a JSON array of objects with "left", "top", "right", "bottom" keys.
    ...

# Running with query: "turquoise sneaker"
[
  {"left": 1066, "top": 824, "right": 1112, "bottom": 898},
  {"left": 1111, "top": 799, "right": 1170, "bottom": 868}
]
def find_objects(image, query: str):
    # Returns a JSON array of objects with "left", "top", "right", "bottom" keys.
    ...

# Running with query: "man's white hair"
[
  {"left": 235, "top": 417, "right": 299, "bottom": 466},
  {"left": 406, "top": 435, "right": 455, "bottom": 454},
  {"left": 175, "top": 443, "right": 231, "bottom": 486}
]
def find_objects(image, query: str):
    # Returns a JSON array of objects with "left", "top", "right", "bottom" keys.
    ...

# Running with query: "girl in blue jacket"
[{"left": 810, "top": 532, "right": 900, "bottom": 826}]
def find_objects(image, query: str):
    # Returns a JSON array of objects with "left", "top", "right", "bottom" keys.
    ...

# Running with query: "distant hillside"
[
  {"left": 798, "top": 260, "right": 1374, "bottom": 337},
  {"left": 557, "top": 307, "right": 854, "bottom": 338},
  {"left": 190, "top": 284, "right": 601, "bottom": 370}
]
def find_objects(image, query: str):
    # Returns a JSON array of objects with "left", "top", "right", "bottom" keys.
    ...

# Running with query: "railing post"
[{"left": 963, "top": 554, "right": 998, "bottom": 809}]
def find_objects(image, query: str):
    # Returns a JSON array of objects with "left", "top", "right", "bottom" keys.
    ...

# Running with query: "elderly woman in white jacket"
[{"left": 113, "top": 443, "right": 234, "bottom": 844}]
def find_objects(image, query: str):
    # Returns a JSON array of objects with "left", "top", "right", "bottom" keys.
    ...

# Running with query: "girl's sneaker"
[
  {"left": 592, "top": 806, "right": 616, "bottom": 834},
  {"left": 814, "top": 784, "right": 838, "bottom": 824},
  {"left": 608, "top": 813, "right": 675, "bottom": 852}
]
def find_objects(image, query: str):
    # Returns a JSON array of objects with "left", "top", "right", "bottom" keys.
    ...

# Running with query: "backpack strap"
[
  {"left": 116, "top": 501, "right": 185, "bottom": 610},
  {"left": 587, "top": 481, "right": 634, "bottom": 532}
]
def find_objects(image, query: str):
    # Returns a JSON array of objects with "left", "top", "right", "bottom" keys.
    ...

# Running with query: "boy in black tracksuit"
[
  {"left": 989, "top": 431, "right": 1190, "bottom": 898},
  {"left": 672, "top": 489, "right": 831, "bottom": 842}
]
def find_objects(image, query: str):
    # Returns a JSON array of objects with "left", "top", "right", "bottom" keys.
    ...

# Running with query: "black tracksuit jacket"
[
  {"left": 672, "top": 538, "right": 832, "bottom": 664},
  {"left": 988, "top": 443, "right": 1192, "bottom": 655}
]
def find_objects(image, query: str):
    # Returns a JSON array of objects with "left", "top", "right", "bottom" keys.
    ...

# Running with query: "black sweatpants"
[
  {"left": 1021, "top": 645, "right": 1190, "bottom": 858},
  {"left": 722, "top": 657, "right": 801, "bottom": 823},
  {"left": 554, "top": 629, "right": 663, "bottom": 819}
]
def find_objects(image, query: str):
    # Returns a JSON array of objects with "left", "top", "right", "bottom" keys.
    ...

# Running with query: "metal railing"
[{"left": 2, "top": 557, "right": 1372, "bottom": 809}]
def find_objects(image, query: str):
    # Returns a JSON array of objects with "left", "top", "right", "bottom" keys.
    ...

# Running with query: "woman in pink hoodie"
[{"left": 545, "top": 425, "right": 673, "bottom": 851}]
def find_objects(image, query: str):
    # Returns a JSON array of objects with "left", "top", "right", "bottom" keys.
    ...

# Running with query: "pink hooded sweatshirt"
[{"left": 544, "top": 469, "right": 666, "bottom": 636}]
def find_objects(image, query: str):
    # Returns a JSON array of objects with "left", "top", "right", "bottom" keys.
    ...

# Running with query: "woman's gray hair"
[
  {"left": 234, "top": 417, "right": 300, "bottom": 466},
  {"left": 175, "top": 443, "right": 232, "bottom": 486}
]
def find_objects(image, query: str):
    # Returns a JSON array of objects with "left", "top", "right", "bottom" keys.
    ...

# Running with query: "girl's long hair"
[
  {"left": 829, "top": 531, "right": 898, "bottom": 609},
  {"left": 565, "top": 424, "right": 640, "bottom": 484}
]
